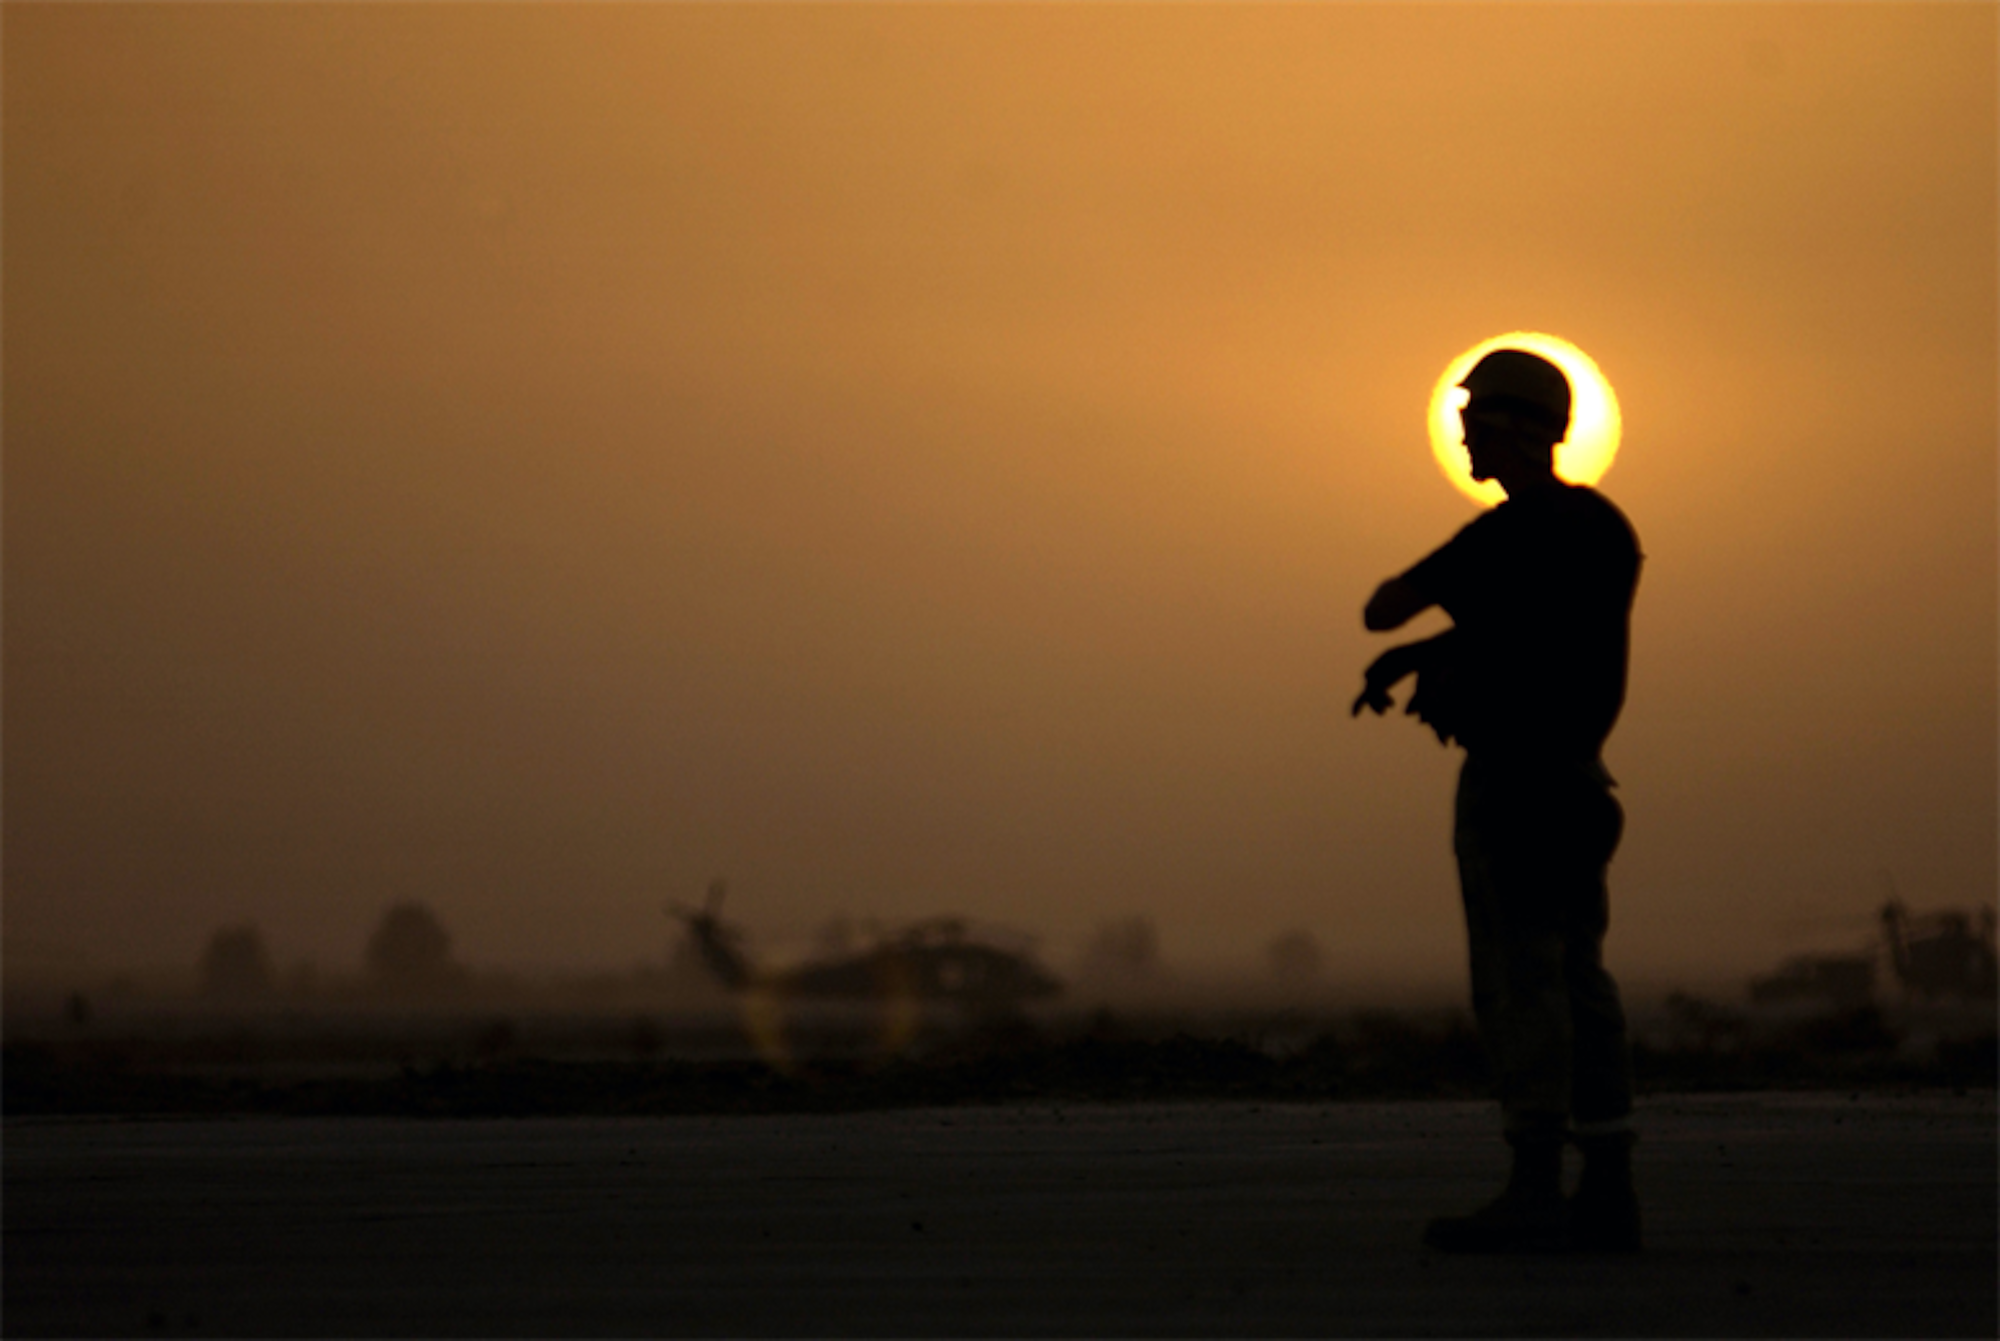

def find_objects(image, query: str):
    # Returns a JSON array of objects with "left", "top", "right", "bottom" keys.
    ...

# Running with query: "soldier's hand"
[
  {"left": 1351, "top": 681, "right": 1396, "bottom": 717},
  {"left": 1405, "top": 661, "right": 1460, "bottom": 745},
  {"left": 1352, "top": 646, "right": 1415, "bottom": 717}
]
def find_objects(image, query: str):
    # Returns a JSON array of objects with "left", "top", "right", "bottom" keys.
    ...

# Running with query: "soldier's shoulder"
[{"left": 1563, "top": 485, "right": 1640, "bottom": 551}]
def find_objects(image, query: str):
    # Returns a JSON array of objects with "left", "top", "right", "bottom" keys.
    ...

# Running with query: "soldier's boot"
[
  {"left": 1421, "top": 1131, "right": 1568, "bottom": 1254},
  {"left": 1569, "top": 1131, "right": 1642, "bottom": 1254}
]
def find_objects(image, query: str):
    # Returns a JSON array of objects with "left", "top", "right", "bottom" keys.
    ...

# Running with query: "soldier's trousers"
[{"left": 1453, "top": 753, "right": 1634, "bottom": 1139}]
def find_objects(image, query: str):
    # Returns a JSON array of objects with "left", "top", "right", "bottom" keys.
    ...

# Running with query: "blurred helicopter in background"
[
  {"left": 1879, "top": 898, "right": 1996, "bottom": 1001},
  {"left": 1750, "top": 882, "right": 1996, "bottom": 1009},
  {"left": 668, "top": 880, "right": 1063, "bottom": 1006}
]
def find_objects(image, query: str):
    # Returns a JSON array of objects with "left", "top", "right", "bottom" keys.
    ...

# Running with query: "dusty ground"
[{"left": 6, "top": 1091, "right": 1993, "bottom": 1338}]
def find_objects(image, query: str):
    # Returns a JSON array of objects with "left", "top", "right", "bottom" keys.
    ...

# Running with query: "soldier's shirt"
[{"left": 1402, "top": 483, "right": 1641, "bottom": 768}]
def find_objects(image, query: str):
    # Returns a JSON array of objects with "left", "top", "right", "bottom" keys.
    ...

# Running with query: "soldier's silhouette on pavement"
[{"left": 1355, "top": 349, "right": 1644, "bottom": 1254}]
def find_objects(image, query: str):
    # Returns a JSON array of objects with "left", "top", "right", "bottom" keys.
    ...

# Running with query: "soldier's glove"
[
  {"left": 1352, "top": 645, "right": 1414, "bottom": 717},
  {"left": 1404, "top": 654, "right": 1464, "bottom": 746},
  {"left": 1352, "top": 631, "right": 1464, "bottom": 746}
]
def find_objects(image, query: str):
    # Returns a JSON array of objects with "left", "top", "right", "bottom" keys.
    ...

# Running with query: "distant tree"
[
  {"left": 199, "top": 924, "right": 275, "bottom": 998},
  {"left": 1265, "top": 928, "right": 1325, "bottom": 982},
  {"left": 365, "top": 902, "right": 459, "bottom": 994},
  {"left": 1078, "top": 916, "right": 1161, "bottom": 981}
]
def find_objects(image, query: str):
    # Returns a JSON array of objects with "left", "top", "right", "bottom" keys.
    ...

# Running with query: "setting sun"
[{"left": 1428, "top": 333, "right": 1622, "bottom": 507}]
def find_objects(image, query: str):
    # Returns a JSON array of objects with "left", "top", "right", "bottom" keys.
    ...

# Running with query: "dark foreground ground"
[{"left": 6, "top": 1091, "right": 1993, "bottom": 1338}]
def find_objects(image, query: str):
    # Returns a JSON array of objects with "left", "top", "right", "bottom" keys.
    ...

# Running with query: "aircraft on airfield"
[
  {"left": 1879, "top": 899, "right": 1997, "bottom": 1001},
  {"left": 668, "top": 880, "right": 1063, "bottom": 1006},
  {"left": 1749, "top": 887, "right": 1996, "bottom": 1008}
]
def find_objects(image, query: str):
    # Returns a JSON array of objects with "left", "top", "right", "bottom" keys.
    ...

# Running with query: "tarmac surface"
[{"left": 6, "top": 1090, "right": 1994, "bottom": 1337}]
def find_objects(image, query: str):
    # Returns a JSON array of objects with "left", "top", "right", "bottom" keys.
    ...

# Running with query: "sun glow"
[{"left": 1427, "top": 332, "right": 1622, "bottom": 507}]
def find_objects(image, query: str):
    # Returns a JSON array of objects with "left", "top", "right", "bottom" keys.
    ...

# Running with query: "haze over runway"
[{"left": 6, "top": 4, "right": 1993, "bottom": 990}]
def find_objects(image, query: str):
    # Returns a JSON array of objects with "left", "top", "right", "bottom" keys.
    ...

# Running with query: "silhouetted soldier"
[{"left": 1354, "top": 349, "right": 1642, "bottom": 1253}]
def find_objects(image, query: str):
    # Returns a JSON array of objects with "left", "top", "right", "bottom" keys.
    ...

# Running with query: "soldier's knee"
[{"left": 1499, "top": 934, "right": 1568, "bottom": 997}]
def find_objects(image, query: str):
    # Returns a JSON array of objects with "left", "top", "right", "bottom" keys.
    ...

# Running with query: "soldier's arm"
[
  {"left": 1363, "top": 576, "right": 1435, "bottom": 631},
  {"left": 1352, "top": 631, "right": 1455, "bottom": 717}
]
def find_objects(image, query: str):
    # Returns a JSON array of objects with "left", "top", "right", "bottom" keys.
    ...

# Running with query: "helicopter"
[
  {"left": 667, "top": 880, "right": 1064, "bottom": 1006},
  {"left": 1746, "top": 950, "right": 1876, "bottom": 1011},
  {"left": 1880, "top": 898, "right": 1996, "bottom": 1001},
  {"left": 1749, "top": 884, "right": 1996, "bottom": 1008}
]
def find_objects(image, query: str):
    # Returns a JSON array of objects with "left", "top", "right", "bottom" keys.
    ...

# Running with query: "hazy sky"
[{"left": 8, "top": 3, "right": 1994, "bottom": 991}]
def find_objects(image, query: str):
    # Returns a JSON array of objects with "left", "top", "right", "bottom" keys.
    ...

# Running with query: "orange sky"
[{"left": 7, "top": 4, "right": 1994, "bottom": 992}]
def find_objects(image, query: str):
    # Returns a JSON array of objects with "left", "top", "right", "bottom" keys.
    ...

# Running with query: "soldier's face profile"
[
  {"left": 1460, "top": 407, "right": 1516, "bottom": 481},
  {"left": 1461, "top": 407, "right": 1557, "bottom": 483}
]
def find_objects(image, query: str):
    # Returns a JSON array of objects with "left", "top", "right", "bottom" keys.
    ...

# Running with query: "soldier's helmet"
[{"left": 1459, "top": 349, "right": 1571, "bottom": 439}]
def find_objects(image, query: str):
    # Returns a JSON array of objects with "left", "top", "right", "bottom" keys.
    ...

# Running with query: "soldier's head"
[{"left": 1458, "top": 350, "right": 1571, "bottom": 484}]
